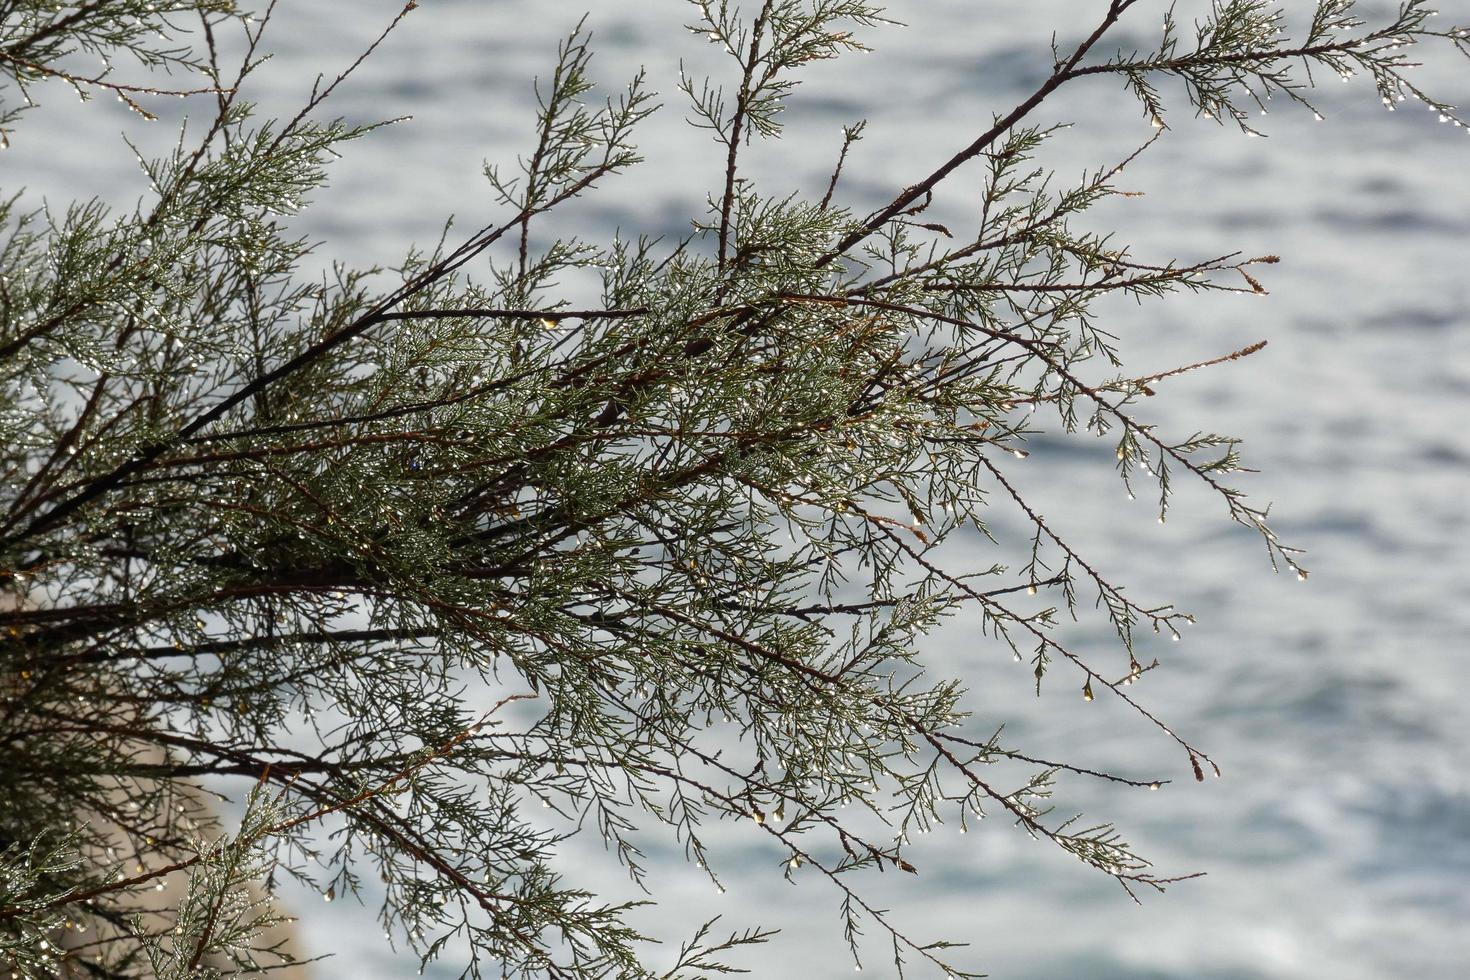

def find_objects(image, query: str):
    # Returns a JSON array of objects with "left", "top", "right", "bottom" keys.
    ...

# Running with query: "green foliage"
[
  {"left": 0, "top": 0, "right": 241, "bottom": 143},
  {"left": 0, "top": 0, "right": 1465, "bottom": 976}
]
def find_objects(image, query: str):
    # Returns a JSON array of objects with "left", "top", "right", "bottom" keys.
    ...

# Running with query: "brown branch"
[
  {"left": 717, "top": 1, "right": 776, "bottom": 271},
  {"left": 815, "top": 3, "right": 1136, "bottom": 268},
  {"left": 1130, "top": 339, "right": 1268, "bottom": 389}
]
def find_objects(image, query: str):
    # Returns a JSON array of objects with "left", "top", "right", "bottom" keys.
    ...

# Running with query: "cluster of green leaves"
[
  {"left": 0, "top": 0, "right": 1465, "bottom": 977},
  {"left": 0, "top": 0, "right": 241, "bottom": 142}
]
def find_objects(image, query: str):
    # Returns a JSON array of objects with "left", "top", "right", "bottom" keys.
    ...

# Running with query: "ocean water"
[{"left": 7, "top": 1, "right": 1469, "bottom": 977}]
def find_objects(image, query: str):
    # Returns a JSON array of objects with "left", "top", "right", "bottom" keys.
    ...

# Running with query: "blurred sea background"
[{"left": 8, "top": 1, "right": 1469, "bottom": 977}]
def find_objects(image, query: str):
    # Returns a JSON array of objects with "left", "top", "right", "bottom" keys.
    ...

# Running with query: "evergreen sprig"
[{"left": 1, "top": 0, "right": 1464, "bottom": 977}]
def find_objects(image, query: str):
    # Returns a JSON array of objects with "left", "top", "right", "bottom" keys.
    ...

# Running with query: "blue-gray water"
[{"left": 9, "top": 1, "right": 1469, "bottom": 976}]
